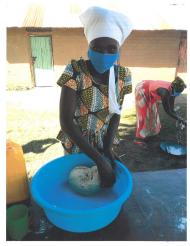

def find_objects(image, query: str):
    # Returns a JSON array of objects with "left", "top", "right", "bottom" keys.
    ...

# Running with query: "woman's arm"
[
  {"left": 157, "top": 88, "right": 186, "bottom": 123},
  {"left": 103, "top": 114, "right": 120, "bottom": 150},
  {"left": 60, "top": 86, "right": 116, "bottom": 187},
  {"left": 103, "top": 114, "right": 122, "bottom": 167}
]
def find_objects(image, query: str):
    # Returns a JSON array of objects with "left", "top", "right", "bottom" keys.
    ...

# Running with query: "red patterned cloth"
[{"left": 135, "top": 80, "right": 172, "bottom": 139}]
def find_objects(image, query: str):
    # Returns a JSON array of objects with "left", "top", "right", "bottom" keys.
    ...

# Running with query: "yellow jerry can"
[{"left": 6, "top": 140, "right": 29, "bottom": 204}]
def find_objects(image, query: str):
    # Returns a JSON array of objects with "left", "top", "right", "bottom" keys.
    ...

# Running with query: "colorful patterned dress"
[
  {"left": 57, "top": 58, "right": 132, "bottom": 154},
  {"left": 135, "top": 80, "right": 172, "bottom": 139}
]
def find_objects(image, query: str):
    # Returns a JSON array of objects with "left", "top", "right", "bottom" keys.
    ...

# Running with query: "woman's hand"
[
  {"left": 178, "top": 116, "right": 187, "bottom": 126},
  {"left": 96, "top": 157, "right": 116, "bottom": 188},
  {"left": 103, "top": 148, "right": 122, "bottom": 169}
]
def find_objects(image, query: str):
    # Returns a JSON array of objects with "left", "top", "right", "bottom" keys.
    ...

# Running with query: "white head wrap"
[{"left": 80, "top": 6, "right": 133, "bottom": 45}]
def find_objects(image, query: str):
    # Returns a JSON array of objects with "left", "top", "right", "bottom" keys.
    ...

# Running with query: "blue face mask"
[
  {"left": 171, "top": 90, "right": 181, "bottom": 97},
  {"left": 88, "top": 48, "right": 119, "bottom": 74}
]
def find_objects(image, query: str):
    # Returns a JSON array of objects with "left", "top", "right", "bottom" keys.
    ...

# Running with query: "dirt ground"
[
  {"left": 115, "top": 94, "right": 187, "bottom": 172},
  {"left": 6, "top": 88, "right": 187, "bottom": 178}
]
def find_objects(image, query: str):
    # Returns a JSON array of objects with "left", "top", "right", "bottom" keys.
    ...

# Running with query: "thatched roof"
[{"left": 6, "top": 0, "right": 187, "bottom": 30}]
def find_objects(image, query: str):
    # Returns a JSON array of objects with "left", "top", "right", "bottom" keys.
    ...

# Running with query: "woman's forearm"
[
  {"left": 103, "top": 113, "right": 120, "bottom": 151},
  {"left": 162, "top": 95, "right": 181, "bottom": 121},
  {"left": 162, "top": 102, "right": 183, "bottom": 121},
  {"left": 167, "top": 111, "right": 185, "bottom": 122}
]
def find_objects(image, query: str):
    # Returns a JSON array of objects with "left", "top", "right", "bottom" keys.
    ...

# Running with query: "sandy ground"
[{"left": 6, "top": 87, "right": 187, "bottom": 178}]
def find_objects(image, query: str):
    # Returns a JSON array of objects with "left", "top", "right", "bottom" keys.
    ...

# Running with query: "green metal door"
[{"left": 30, "top": 36, "right": 54, "bottom": 86}]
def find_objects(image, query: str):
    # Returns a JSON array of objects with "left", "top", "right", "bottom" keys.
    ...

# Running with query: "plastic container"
[
  {"left": 6, "top": 140, "right": 29, "bottom": 204},
  {"left": 7, "top": 204, "right": 29, "bottom": 240},
  {"left": 31, "top": 153, "right": 133, "bottom": 233},
  {"left": 160, "top": 141, "right": 187, "bottom": 156}
]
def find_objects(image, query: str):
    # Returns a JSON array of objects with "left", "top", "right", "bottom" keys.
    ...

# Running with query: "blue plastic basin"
[
  {"left": 160, "top": 141, "right": 187, "bottom": 156},
  {"left": 30, "top": 153, "right": 133, "bottom": 233}
]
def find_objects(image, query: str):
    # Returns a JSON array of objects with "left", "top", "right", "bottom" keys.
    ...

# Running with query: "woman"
[
  {"left": 134, "top": 77, "right": 186, "bottom": 146},
  {"left": 57, "top": 6, "right": 133, "bottom": 187}
]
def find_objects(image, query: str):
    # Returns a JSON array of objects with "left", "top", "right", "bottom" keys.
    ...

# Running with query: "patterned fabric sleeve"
[
  {"left": 57, "top": 63, "right": 78, "bottom": 91},
  {"left": 118, "top": 66, "right": 132, "bottom": 105},
  {"left": 123, "top": 67, "right": 132, "bottom": 95}
]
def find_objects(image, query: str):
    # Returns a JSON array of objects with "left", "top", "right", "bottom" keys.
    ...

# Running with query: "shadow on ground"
[{"left": 22, "top": 138, "right": 59, "bottom": 154}]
